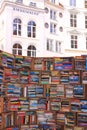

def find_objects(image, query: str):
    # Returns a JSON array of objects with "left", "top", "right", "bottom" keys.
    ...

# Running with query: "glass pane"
[
  {"left": 13, "top": 30, "right": 17, "bottom": 35},
  {"left": 18, "top": 31, "right": 21, "bottom": 36},
  {"left": 18, "top": 44, "right": 22, "bottom": 48},
  {"left": 27, "top": 51, "right": 31, "bottom": 56},
  {"left": 13, "top": 24, "right": 17, "bottom": 30},
  {"left": 33, "top": 33, "right": 36, "bottom": 38},
  {"left": 14, "top": 18, "right": 17, "bottom": 23},
  {"left": 17, "top": 19, "right": 21, "bottom": 23},
  {"left": 18, "top": 50, "right": 22, "bottom": 55},
  {"left": 33, "top": 27, "right": 36, "bottom": 32},
  {"left": 32, "top": 46, "right": 36, "bottom": 50},
  {"left": 28, "top": 32, "right": 31, "bottom": 37},
  {"left": 12, "top": 50, "right": 16, "bottom": 55},
  {"left": 18, "top": 25, "right": 21, "bottom": 30},
  {"left": 27, "top": 26, "right": 31, "bottom": 32}
]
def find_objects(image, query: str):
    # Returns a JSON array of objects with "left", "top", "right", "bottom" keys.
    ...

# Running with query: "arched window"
[
  {"left": 27, "top": 21, "right": 36, "bottom": 38},
  {"left": 27, "top": 45, "right": 36, "bottom": 57},
  {"left": 12, "top": 43, "right": 22, "bottom": 55},
  {"left": 13, "top": 18, "right": 22, "bottom": 36}
]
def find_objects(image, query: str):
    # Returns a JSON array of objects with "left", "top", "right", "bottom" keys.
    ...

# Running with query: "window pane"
[
  {"left": 27, "top": 21, "right": 36, "bottom": 38},
  {"left": 12, "top": 44, "right": 22, "bottom": 55},
  {"left": 28, "top": 26, "right": 31, "bottom": 32},
  {"left": 70, "top": 0, "right": 76, "bottom": 6},
  {"left": 27, "top": 45, "right": 36, "bottom": 57},
  {"left": 47, "top": 39, "right": 53, "bottom": 51},
  {"left": 70, "top": 14, "right": 77, "bottom": 27},
  {"left": 18, "top": 25, "right": 21, "bottom": 30},
  {"left": 13, "top": 50, "right": 16, "bottom": 55},
  {"left": 13, "top": 18, "right": 21, "bottom": 36},
  {"left": 27, "top": 51, "right": 31, "bottom": 56},
  {"left": 71, "top": 35, "right": 78, "bottom": 49},
  {"left": 18, "top": 31, "right": 21, "bottom": 35},
  {"left": 85, "top": 1, "right": 87, "bottom": 8},
  {"left": 16, "top": 0, "right": 23, "bottom": 3},
  {"left": 18, "top": 50, "right": 22, "bottom": 55}
]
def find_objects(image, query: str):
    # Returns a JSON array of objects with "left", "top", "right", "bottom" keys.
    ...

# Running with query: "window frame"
[
  {"left": 27, "top": 21, "right": 36, "bottom": 38},
  {"left": 85, "top": 0, "right": 87, "bottom": 8},
  {"left": 50, "top": 9, "right": 56, "bottom": 20},
  {"left": 86, "top": 37, "right": 87, "bottom": 49},
  {"left": 13, "top": 18, "right": 22, "bottom": 36},
  {"left": 47, "top": 39, "right": 53, "bottom": 51},
  {"left": 51, "top": 0, "right": 55, "bottom": 4},
  {"left": 50, "top": 23, "right": 57, "bottom": 34},
  {"left": 70, "top": 0, "right": 76, "bottom": 6},
  {"left": 70, "top": 13, "right": 77, "bottom": 27},
  {"left": 16, "top": 0, "right": 23, "bottom": 3},
  {"left": 85, "top": 15, "right": 87, "bottom": 28},
  {"left": 27, "top": 45, "right": 36, "bottom": 57},
  {"left": 12, "top": 43, "right": 22, "bottom": 55},
  {"left": 55, "top": 41, "right": 61, "bottom": 53},
  {"left": 71, "top": 35, "right": 78, "bottom": 49}
]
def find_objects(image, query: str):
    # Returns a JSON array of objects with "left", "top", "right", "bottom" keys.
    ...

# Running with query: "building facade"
[
  {"left": 0, "top": 0, "right": 64, "bottom": 57},
  {"left": 60, "top": 0, "right": 87, "bottom": 56},
  {"left": 0, "top": 0, "right": 87, "bottom": 57}
]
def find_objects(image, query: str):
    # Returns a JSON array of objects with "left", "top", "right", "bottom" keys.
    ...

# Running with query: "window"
[
  {"left": 70, "top": 13, "right": 77, "bottom": 27},
  {"left": 50, "top": 9, "right": 56, "bottom": 20},
  {"left": 70, "top": 0, "right": 76, "bottom": 6},
  {"left": 55, "top": 41, "right": 61, "bottom": 53},
  {"left": 27, "top": 21, "right": 36, "bottom": 38},
  {"left": 50, "top": 23, "right": 57, "bottom": 34},
  {"left": 12, "top": 43, "right": 22, "bottom": 55},
  {"left": 71, "top": 35, "right": 78, "bottom": 49},
  {"left": 85, "top": 16, "right": 87, "bottom": 28},
  {"left": 44, "top": 23, "right": 49, "bottom": 28},
  {"left": 59, "top": 12, "right": 63, "bottom": 18},
  {"left": 85, "top": 0, "right": 87, "bottom": 8},
  {"left": 59, "top": 27, "right": 63, "bottom": 32},
  {"left": 13, "top": 18, "right": 22, "bottom": 36},
  {"left": 45, "top": 7, "right": 49, "bottom": 13},
  {"left": 16, "top": 0, "right": 23, "bottom": 3},
  {"left": 51, "top": 0, "right": 55, "bottom": 4},
  {"left": 29, "top": 2, "right": 36, "bottom": 7},
  {"left": 27, "top": 45, "right": 36, "bottom": 57},
  {"left": 86, "top": 37, "right": 87, "bottom": 49},
  {"left": 47, "top": 39, "right": 53, "bottom": 51}
]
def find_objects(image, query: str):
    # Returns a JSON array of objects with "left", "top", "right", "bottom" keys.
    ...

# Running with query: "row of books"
[
  {"left": 1, "top": 97, "right": 87, "bottom": 112},
  {"left": 0, "top": 83, "right": 87, "bottom": 98},
  {"left": 1, "top": 111, "right": 87, "bottom": 128},
  {"left": 1, "top": 50, "right": 87, "bottom": 71},
  {"left": 0, "top": 51, "right": 31, "bottom": 69},
  {"left": 1, "top": 68, "right": 87, "bottom": 84}
]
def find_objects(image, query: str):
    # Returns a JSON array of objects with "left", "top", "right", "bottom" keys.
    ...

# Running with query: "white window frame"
[
  {"left": 70, "top": 13, "right": 77, "bottom": 27},
  {"left": 27, "top": 21, "right": 36, "bottom": 38},
  {"left": 85, "top": 15, "right": 87, "bottom": 28},
  {"left": 55, "top": 41, "right": 61, "bottom": 53},
  {"left": 47, "top": 39, "right": 53, "bottom": 51},
  {"left": 13, "top": 18, "right": 22, "bottom": 36},
  {"left": 29, "top": 2, "right": 36, "bottom": 7},
  {"left": 27, "top": 45, "right": 36, "bottom": 57},
  {"left": 70, "top": 0, "right": 76, "bottom": 6},
  {"left": 50, "top": 23, "right": 57, "bottom": 34},
  {"left": 50, "top": 9, "right": 56, "bottom": 20},
  {"left": 51, "top": 0, "right": 55, "bottom": 4},
  {"left": 86, "top": 37, "right": 87, "bottom": 49},
  {"left": 71, "top": 35, "right": 78, "bottom": 49},
  {"left": 16, "top": 0, "right": 23, "bottom": 3},
  {"left": 12, "top": 43, "right": 22, "bottom": 55},
  {"left": 85, "top": 0, "right": 87, "bottom": 8}
]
